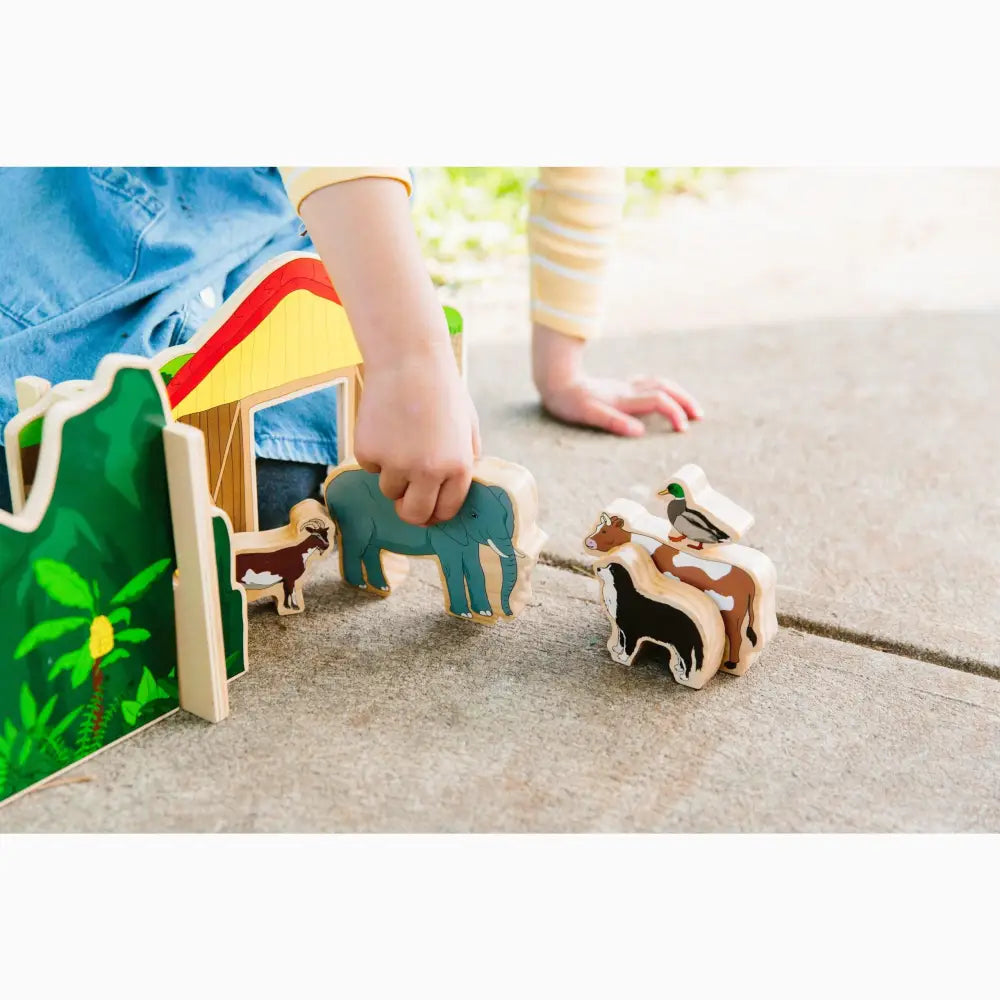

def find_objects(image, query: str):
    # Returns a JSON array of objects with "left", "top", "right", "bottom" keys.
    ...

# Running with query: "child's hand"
[
  {"left": 355, "top": 346, "right": 480, "bottom": 527},
  {"left": 299, "top": 176, "right": 480, "bottom": 526},
  {"left": 532, "top": 323, "right": 703, "bottom": 436}
]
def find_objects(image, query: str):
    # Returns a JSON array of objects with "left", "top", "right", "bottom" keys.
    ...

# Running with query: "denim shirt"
[{"left": 0, "top": 167, "right": 337, "bottom": 466}]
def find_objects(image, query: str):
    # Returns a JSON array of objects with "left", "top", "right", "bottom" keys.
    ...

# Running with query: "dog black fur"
[{"left": 596, "top": 562, "right": 706, "bottom": 679}]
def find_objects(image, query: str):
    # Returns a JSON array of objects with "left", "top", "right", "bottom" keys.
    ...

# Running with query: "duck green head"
[{"left": 658, "top": 483, "right": 685, "bottom": 499}]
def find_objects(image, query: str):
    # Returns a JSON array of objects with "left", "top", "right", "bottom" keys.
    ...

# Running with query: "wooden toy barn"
[{"left": 163, "top": 255, "right": 365, "bottom": 533}]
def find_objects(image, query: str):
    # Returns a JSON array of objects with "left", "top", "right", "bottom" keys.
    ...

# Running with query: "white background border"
[{"left": 2, "top": 1, "right": 998, "bottom": 993}]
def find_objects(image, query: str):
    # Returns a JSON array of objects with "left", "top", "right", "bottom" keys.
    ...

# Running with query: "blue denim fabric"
[{"left": 0, "top": 167, "right": 338, "bottom": 466}]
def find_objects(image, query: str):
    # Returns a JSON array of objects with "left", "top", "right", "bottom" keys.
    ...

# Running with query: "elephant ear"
[
  {"left": 434, "top": 518, "right": 469, "bottom": 546},
  {"left": 489, "top": 485, "right": 515, "bottom": 536}
]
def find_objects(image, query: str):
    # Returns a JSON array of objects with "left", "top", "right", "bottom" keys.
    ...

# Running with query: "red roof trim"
[{"left": 167, "top": 257, "right": 342, "bottom": 409}]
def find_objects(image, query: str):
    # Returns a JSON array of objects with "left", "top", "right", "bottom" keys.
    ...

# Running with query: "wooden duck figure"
[
  {"left": 659, "top": 483, "right": 729, "bottom": 549},
  {"left": 656, "top": 464, "right": 755, "bottom": 549}
]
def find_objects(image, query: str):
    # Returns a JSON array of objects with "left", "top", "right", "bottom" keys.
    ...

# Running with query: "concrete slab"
[
  {"left": 468, "top": 310, "right": 1000, "bottom": 658},
  {"left": 445, "top": 168, "right": 1000, "bottom": 665},
  {"left": 2, "top": 562, "right": 997, "bottom": 833}
]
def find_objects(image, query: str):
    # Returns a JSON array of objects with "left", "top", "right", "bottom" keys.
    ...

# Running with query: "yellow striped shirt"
[
  {"left": 278, "top": 167, "right": 412, "bottom": 213},
  {"left": 279, "top": 166, "right": 624, "bottom": 341}
]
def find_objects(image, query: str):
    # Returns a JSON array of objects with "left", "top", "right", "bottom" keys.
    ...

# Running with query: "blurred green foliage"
[{"left": 412, "top": 167, "right": 738, "bottom": 286}]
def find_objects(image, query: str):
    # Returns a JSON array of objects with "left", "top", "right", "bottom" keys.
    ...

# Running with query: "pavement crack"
[
  {"left": 777, "top": 609, "right": 999, "bottom": 681},
  {"left": 907, "top": 688, "right": 1000, "bottom": 717},
  {"left": 537, "top": 552, "right": 999, "bottom": 682}
]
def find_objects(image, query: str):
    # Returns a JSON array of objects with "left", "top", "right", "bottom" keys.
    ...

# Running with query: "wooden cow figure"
[{"left": 233, "top": 500, "right": 334, "bottom": 615}]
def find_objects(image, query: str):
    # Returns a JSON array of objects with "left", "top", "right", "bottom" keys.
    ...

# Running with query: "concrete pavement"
[{"left": 3, "top": 562, "right": 998, "bottom": 832}]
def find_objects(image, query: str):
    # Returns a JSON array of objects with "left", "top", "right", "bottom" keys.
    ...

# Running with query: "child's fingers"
[
  {"left": 471, "top": 410, "right": 482, "bottom": 460},
  {"left": 618, "top": 392, "right": 689, "bottom": 432},
  {"left": 378, "top": 468, "right": 409, "bottom": 502},
  {"left": 636, "top": 377, "right": 704, "bottom": 420},
  {"left": 580, "top": 397, "right": 645, "bottom": 437},
  {"left": 433, "top": 469, "right": 473, "bottom": 524},
  {"left": 395, "top": 475, "right": 443, "bottom": 527}
]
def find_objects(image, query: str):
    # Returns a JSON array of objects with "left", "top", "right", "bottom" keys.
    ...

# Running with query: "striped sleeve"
[
  {"left": 278, "top": 167, "right": 413, "bottom": 214},
  {"left": 528, "top": 167, "right": 626, "bottom": 340}
]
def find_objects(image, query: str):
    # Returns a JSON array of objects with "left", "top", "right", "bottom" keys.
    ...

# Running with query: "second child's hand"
[{"left": 532, "top": 322, "right": 703, "bottom": 436}]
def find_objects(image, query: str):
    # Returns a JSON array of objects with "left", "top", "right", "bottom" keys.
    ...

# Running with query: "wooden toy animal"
[
  {"left": 586, "top": 511, "right": 761, "bottom": 671},
  {"left": 324, "top": 457, "right": 545, "bottom": 625},
  {"left": 657, "top": 463, "right": 753, "bottom": 549},
  {"left": 233, "top": 500, "right": 334, "bottom": 615},
  {"left": 592, "top": 544, "right": 725, "bottom": 690},
  {"left": 584, "top": 467, "right": 777, "bottom": 678}
]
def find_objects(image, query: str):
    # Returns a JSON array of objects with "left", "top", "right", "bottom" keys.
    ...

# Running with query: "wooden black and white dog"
[{"left": 595, "top": 562, "right": 707, "bottom": 680}]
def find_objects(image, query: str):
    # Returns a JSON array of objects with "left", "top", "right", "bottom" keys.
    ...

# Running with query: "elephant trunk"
[{"left": 488, "top": 537, "right": 518, "bottom": 616}]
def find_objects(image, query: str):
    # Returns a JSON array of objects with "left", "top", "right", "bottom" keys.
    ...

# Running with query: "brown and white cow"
[{"left": 586, "top": 513, "right": 758, "bottom": 670}]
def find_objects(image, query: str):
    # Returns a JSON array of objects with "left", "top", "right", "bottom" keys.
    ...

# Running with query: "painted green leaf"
[
  {"left": 56, "top": 508, "right": 104, "bottom": 557},
  {"left": 110, "top": 558, "right": 172, "bottom": 606},
  {"left": 159, "top": 352, "right": 194, "bottom": 380},
  {"left": 114, "top": 628, "right": 151, "bottom": 645},
  {"left": 37, "top": 694, "right": 59, "bottom": 728},
  {"left": 159, "top": 678, "right": 179, "bottom": 700},
  {"left": 47, "top": 643, "right": 89, "bottom": 681},
  {"left": 107, "top": 607, "right": 132, "bottom": 627},
  {"left": 18, "top": 416, "right": 44, "bottom": 449},
  {"left": 121, "top": 701, "right": 141, "bottom": 726},
  {"left": 33, "top": 559, "right": 95, "bottom": 612},
  {"left": 136, "top": 666, "right": 158, "bottom": 704},
  {"left": 49, "top": 706, "right": 83, "bottom": 741},
  {"left": 443, "top": 305, "right": 463, "bottom": 336},
  {"left": 13, "top": 512, "right": 102, "bottom": 606},
  {"left": 19, "top": 684, "right": 37, "bottom": 729},
  {"left": 71, "top": 654, "right": 94, "bottom": 688},
  {"left": 3, "top": 719, "right": 16, "bottom": 744},
  {"left": 92, "top": 381, "right": 160, "bottom": 508},
  {"left": 102, "top": 648, "right": 131, "bottom": 668},
  {"left": 14, "top": 616, "right": 89, "bottom": 659},
  {"left": 18, "top": 738, "right": 33, "bottom": 766}
]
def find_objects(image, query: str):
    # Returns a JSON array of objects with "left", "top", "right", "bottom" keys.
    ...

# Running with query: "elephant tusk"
[{"left": 487, "top": 539, "right": 512, "bottom": 559}]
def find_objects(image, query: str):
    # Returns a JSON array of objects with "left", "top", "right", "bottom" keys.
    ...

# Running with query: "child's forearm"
[
  {"left": 528, "top": 167, "right": 626, "bottom": 341},
  {"left": 293, "top": 172, "right": 478, "bottom": 527},
  {"left": 298, "top": 177, "right": 452, "bottom": 370}
]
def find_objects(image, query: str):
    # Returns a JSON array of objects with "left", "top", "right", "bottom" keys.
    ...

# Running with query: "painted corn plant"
[{"left": 13, "top": 556, "right": 172, "bottom": 755}]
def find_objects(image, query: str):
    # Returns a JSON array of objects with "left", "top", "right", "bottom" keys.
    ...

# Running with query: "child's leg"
[
  {"left": 0, "top": 447, "right": 11, "bottom": 513},
  {"left": 255, "top": 457, "right": 328, "bottom": 531}
]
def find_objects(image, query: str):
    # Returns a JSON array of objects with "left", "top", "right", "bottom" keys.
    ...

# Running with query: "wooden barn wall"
[{"left": 179, "top": 402, "right": 248, "bottom": 532}]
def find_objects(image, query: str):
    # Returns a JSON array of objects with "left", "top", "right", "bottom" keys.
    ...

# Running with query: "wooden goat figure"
[{"left": 233, "top": 499, "right": 333, "bottom": 615}]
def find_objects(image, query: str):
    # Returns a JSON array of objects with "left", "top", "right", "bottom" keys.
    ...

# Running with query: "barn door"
[{"left": 178, "top": 401, "right": 252, "bottom": 532}]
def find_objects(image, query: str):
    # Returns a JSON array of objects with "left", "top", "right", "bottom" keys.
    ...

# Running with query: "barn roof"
[{"left": 166, "top": 256, "right": 363, "bottom": 419}]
